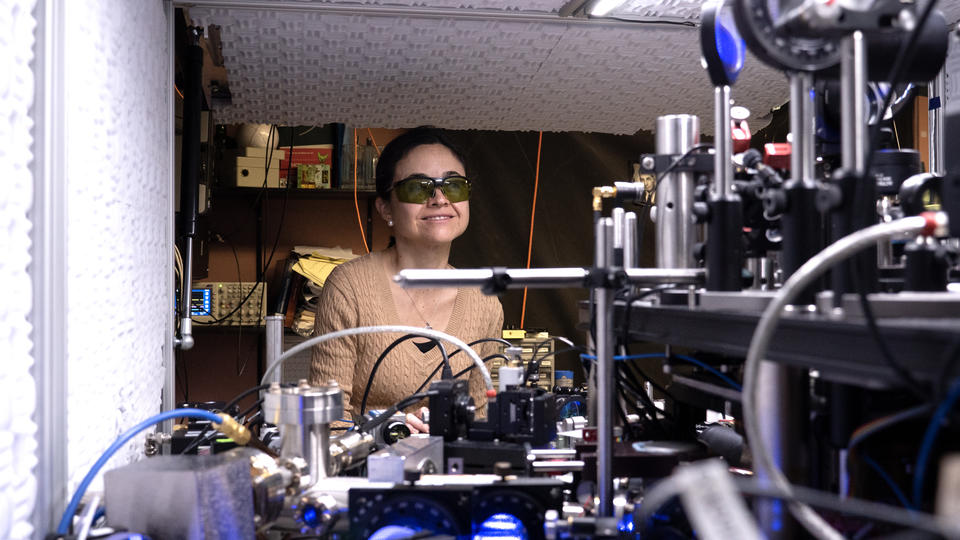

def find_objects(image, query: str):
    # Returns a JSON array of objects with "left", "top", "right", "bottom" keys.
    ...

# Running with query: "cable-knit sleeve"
[{"left": 309, "top": 267, "right": 360, "bottom": 408}]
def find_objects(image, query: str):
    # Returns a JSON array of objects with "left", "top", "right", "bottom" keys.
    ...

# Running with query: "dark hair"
[{"left": 375, "top": 126, "right": 467, "bottom": 201}]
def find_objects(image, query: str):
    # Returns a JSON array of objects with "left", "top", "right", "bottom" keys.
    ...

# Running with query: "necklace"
[{"left": 401, "top": 287, "right": 432, "bottom": 329}]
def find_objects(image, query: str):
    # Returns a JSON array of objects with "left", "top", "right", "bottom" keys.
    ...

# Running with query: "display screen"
[{"left": 191, "top": 288, "right": 212, "bottom": 316}]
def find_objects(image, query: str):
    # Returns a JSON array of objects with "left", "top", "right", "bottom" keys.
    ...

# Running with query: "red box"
[{"left": 279, "top": 145, "right": 333, "bottom": 183}]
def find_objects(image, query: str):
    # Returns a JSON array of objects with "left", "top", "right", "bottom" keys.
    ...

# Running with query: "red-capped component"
[
  {"left": 733, "top": 119, "right": 752, "bottom": 153},
  {"left": 919, "top": 211, "right": 942, "bottom": 236},
  {"left": 763, "top": 142, "right": 792, "bottom": 171},
  {"left": 485, "top": 389, "right": 497, "bottom": 398}
]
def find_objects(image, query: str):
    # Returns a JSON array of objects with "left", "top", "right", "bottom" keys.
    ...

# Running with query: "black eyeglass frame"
[{"left": 385, "top": 174, "right": 473, "bottom": 204}]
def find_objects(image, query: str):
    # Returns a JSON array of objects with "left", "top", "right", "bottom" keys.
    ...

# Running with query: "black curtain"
[{"left": 442, "top": 129, "right": 657, "bottom": 378}]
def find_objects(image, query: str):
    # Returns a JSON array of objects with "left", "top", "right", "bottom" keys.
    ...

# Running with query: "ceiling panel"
[{"left": 186, "top": 2, "right": 794, "bottom": 134}]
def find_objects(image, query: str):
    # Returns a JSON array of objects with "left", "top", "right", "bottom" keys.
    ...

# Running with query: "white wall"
[
  {"left": 1, "top": 2, "right": 39, "bottom": 538},
  {"left": 64, "top": 0, "right": 171, "bottom": 495}
]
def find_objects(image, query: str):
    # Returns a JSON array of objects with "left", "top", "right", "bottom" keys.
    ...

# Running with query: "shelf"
[
  {"left": 602, "top": 301, "right": 960, "bottom": 389},
  {"left": 212, "top": 186, "right": 378, "bottom": 200}
]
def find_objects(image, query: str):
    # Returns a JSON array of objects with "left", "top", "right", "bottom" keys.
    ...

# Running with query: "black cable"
[
  {"left": 852, "top": 259, "right": 927, "bottom": 400},
  {"left": 652, "top": 143, "right": 714, "bottom": 194},
  {"left": 448, "top": 337, "right": 514, "bottom": 357},
  {"left": 620, "top": 359, "right": 677, "bottom": 415},
  {"left": 531, "top": 335, "right": 577, "bottom": 364},
  {"left": 360, "top": 391, "right": 434, "bottom": 433},
  {"left": 360, "top": 334, "right": 447, "bottom": 416},
  {"left": 449, "top": 353, "right": 508, "bottom": 381},
  {"left": 618, "top": 363, "right": 672, "bottom": 425},
  {"left": 179, "top": 383, "right": 272, "bottom": 455},
  {"left": 844, "top": 1, "right": 940, "bottom": 400},
  {"left": 533, "top": 346, "right": 585, "bottom": 369},
  {"left": 861, "top": 0, "right": 940, "bottom": 179},
  {"left": 413, "top": 338, "right": 514, "bottom": 395}
]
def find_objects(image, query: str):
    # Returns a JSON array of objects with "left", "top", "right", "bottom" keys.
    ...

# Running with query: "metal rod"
[
  {"left": 175, "top": 0, "right": 693, "bottom": 27},
  {"left": 393, "top": 267, "right": 704, "bottom": 289},
  {"left": 612, "top": 206, "right": 625, "bottom": 267},
  {"left": 655, "top": 114, "right": 699, "bottom": 269},
  {"left": 265, "top": 315, "right": 283, "bottom": 385},
  {"left": 841, "top": 31, "right": 868, "bottom": 174},
  {"left": 32, "top": 0, "right": 70, "bottom": 532},
  {"left": 594, "top": 218, "right": 614, "bottom": 517},
  {"left": 714, "top": 85, "right": 733, "bottom": 197},
  {"left": 623, "top": 211, "right": 638, "bottom": 269},
  {"left": 176, "top": 32, "right": 203, "bottom": 351},
  {"left": 789, "top": 72, "right": 816, "bottom": 187},
  {"left": 929, "top": 66, "right": 946, "bottom": 175}
]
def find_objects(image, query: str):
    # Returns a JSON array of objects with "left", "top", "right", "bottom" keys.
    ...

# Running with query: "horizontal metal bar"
[
  {"left": 175, "top": 0, "right": 696, "bottom": 28},
  {"left": 394, "top": 267, "right": 705, "bottom": 289},
  {"left": 624, "top": 268, "right": 703, "bottom": 284},
  {"left": 395, "top": 267, "right": 588, "bottom": 289}
]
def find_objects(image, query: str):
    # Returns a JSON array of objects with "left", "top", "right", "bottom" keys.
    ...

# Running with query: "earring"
[{"left": 388, "top": 220, "right": 394, "bottom": 227}]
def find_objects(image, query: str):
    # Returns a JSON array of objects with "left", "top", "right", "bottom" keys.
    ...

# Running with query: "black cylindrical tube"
[
  {"left": 706, "top": 198, "right": 744, "bottom": 291},
  {"left": 781, "top": 185, "right": 823, "bottom": 304},
  {"left": 904, "top": 242, "right": 949, "bottom": 292}
]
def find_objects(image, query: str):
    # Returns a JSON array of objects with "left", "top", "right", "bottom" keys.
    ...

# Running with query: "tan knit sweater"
[{"left": 309, "top": 249, "right": 504, "bottom": 421}]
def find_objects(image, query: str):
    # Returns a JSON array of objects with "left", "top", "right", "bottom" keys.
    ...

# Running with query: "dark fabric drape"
[{"left": 441, "top": 129, "right": 657, "bottom": 379}]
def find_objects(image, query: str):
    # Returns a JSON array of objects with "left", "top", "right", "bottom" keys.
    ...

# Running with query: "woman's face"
[{"left": 379, "top": 143, "right": 470, "bottom": 246}]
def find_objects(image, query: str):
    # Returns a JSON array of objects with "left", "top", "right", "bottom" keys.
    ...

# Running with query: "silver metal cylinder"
[
  {"left": 623, "top": 211, "right": 638, "bottom": 269},
  {"left": 263, "top": 382, "right": 343, "bottom": 484},
  {"left": 655, "top": 114, "right": 699, "bottom": 268},
  {"left": 612, "top": 206, "right": 625, "bottom": 252},
  {"left": 789, "top": 73, "right": 816, "bottom": 186},
  {"left": 929, "top": 67, "right": 946, "bottom": 175},
  {"left": 265, "top": 314, "right": 283, "bottom": 385},
  {"left": 714, "top": 86, "right": 734, "bottom": 198},
  {"left": 594, "top": 217, "right": 614, "bottom": 516},
  {"left": 755, "top": 364, "right": 807, "bottom": 538},
  {"left": 841, "top": 31, "right": 868, "bottom": 174}
]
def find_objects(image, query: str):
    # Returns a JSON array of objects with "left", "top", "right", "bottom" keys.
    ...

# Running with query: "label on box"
[
  {"left": 297, "top": 164, "right": 331, "bottom": 189},
  {"left": 280, "top": 145, "right": 333, "bottom": 183}
]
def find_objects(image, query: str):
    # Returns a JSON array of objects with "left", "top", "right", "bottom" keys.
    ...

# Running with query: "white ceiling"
[{"left": 188, "top": 0, "right": 960, "bottom": 135}]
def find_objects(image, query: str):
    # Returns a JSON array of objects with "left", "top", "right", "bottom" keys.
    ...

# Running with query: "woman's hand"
[{"left": 405, "top": 406, "right": 430, "bottom": 434}]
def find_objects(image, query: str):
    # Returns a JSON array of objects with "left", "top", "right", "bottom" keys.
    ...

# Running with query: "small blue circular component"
[{"left": 302, "top": 506, "right": 319, "bottom": 527}]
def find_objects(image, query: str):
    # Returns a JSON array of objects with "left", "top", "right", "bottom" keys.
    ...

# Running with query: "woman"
[{"left": 309, "top": 127, "right": 504, "bottom": 431}]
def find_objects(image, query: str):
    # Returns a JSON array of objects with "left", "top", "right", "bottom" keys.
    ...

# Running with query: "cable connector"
[
  {"left": 214, "top": 413, "right": 251, "bottom": 446},
  {"left": 592, "top": 185, "right": 617, "bottom": 211}
]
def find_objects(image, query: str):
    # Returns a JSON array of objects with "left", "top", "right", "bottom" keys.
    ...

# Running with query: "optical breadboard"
[
  {"left": 496, "top": 331, "right": 555, "bottom": 390},
  {"left": 192, "top": 281, "right": 267, "bottom": 326}
]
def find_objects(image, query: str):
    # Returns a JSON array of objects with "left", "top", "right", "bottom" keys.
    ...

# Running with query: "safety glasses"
[{"left": 387, "top": 175, "right": 472, "bottom": 204}]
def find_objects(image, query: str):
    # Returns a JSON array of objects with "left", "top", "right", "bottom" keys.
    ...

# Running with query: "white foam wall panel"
[
  {"left": 190, "top": 2, "right": 787, "bottom": 134},
  {"left": 65, "top": 0, "right": 171, "bottom": 494},
  {"left": 0, "top": 2, "right": 38, "bottom": 538}
]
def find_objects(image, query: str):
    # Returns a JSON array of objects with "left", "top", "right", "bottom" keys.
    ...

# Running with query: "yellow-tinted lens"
[
  {"left": 392, "top": 176, "right": 472, "bottom": 204},
  {"left": 394, "top": 178, "right": 435, "bottom": 203},
  {"left": 440, "top": 177, "right": 471, "bottom": 203}
]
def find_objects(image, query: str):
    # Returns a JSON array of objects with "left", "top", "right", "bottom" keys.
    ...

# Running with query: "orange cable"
[
  {"left": 519, "top": 131, "right": 543, "bottom": 329},
  {"left": 354, "top": 128, "right": 370, "bottom": 253},
  {"left": 366, "top": 128, "right": 382, "bottom": 156},
  {"left": 174, "top": 84, "right": 183, "bottom": 99}
]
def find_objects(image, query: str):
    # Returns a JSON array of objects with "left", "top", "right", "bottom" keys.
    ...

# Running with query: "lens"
[
  {"left": 441, "top": 177, "right": 471, "bottom": 203},
  {"left": 394, "top": 178, "right": 434, "bottom": 204}
]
